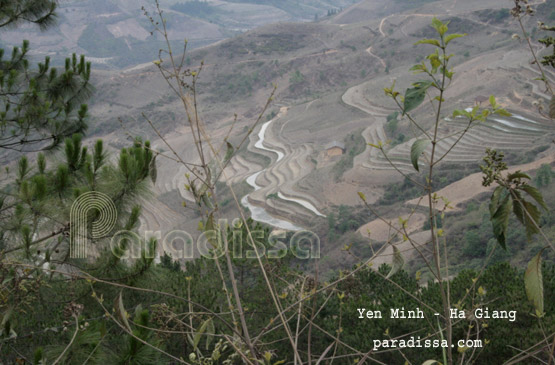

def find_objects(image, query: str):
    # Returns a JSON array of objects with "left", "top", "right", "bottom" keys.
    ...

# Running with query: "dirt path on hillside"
[
  {"left": 379, "top": 13, "right": 436, "bottom": 38},
  {"left": 150, "top": 49, "right": 339, "bottom": 72},
  {"left": 366, "top": 46, "right": 386, "bottom": 68},
  {"left": 379, "top": 15, "right": 393, "bottom": 37},
  {"left": 368, "top": 230, "right": 432, "bottom": 269},
  {"left": 406, "top": 153, "right": 555, "bottom": 211},
  {"left": 355, "top": 144, "right": 553, "bottom": 271},
  {"left": 358, "top": 212, "right": 427, "bottom": 242},
  {"left": 121, "top": 48, "right": 339, "bottom": 77}
]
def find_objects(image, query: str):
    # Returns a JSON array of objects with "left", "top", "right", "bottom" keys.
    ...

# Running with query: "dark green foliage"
[
  {"left": 311, "top": 262, "right": 555, "bottom": 364},
  {"left": 21, "top": 257, "right": 553, "bottom": 364},
  {"left": 443, "top": 182, "right": 554, "bottom": 271},
  {"left": 77, "top": 23, "right": 127, "bottom": 59},
  {"left": 504, "top": 145, "right": 550, "bottom": 165},
  {"left": 289, "top": 69, "right": 305, "bottom": 91},
  {"left": 538, "top": 24, "right": 555, "bottom": 68},
  {"left": 330, "top": 130, "right": 365, "bottom": 181},
  {"left": 403, "top": 81, "right": 432, "bottom": 115},
  {"left": 386, "top": 111, "right": 399, "bottom": 135},
  {"left": 0, "top": 133, "right": 156, "bottom": 256},
  {"left": 462, "top": 230, "right": 487, "bottom": 257},
  {"left": 422, "top": 213, "right": 443, "bottom": 230},
  {"left": 0, "top": 42, "right": 92, "bottom": 152},
  {"left": 481, "top": 149, "right": 548, "bottom": 249},
  {"left": 380, "top": 176, "right": 422, "bottom": 204},
  {"left": 535, "top": 163, "right": 553, "bottom": 188},
  {"left": 380, "top": 163, "right": 478, "bottom": 205},
  {"left": 0, "top": 0, "right": 56, "bottom": 30},
  {"left": 119, "top": 309, "right": 161, "bottom": 364},
  {"left": 334, "top": 205, "right": 362, "bottom": 233},
  {"left": 160, "top": 252, "right": 181, "bottom": 272}
]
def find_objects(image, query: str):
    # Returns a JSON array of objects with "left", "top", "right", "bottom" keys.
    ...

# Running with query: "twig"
[{"left": 51, "top": 315, "right": 79, "bottom": 365}]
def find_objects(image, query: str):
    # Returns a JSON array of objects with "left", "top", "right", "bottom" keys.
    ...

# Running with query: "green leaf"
[
  {"left": 410, "top": 139, "right": 431, "bottom": 172},
  {"left": 358, "top": 192, "right": 366, "bottom": 201},
  {"left": 386, "top": 245, "right": 404, "bottom": 279},
  {"left": 410, "top": 63, "right": 426, "bottom": 73},
  {"left": 489, "top": 95, "right": 496, "bottom": 107},
  {"left": 438, "top": 24, "right": 448, "bottom": 36},
  {"left": 206, "top": 318, "right": 216, "bottom": 350},
  {"left": 431, "top": 18, "right": 443, "bottom": 32},
  {"left": 115, "top": 291, "right": 132, "bottom": 332},
  {"left": 453, "top": 109, "right": 470, "bottom": 118},
  {"left": 33, "top": 347, "right": 45, "bottom": 365},
  {"left": 507, "top": 171, "right": 531, "bottom": 181},
  {"left": 445, "top": 33, "right": 466, "bottom": 45},
  {"left": 224, "top": 141, "right": 234, "bottom": 163},
  {"left": 200, "top": 187, "right": 214, "bottom": 210},
  {"left": 205, "top": 318, "right": 215, "bottom": 350},
  {"left": 415, "top": 39, "right": 441, "bottom": 47},
  {"left": 422, "top": 361, "right": 441, "bottom": 365},
  {"left": 519, "top": 184, "right": 547, "bottom": 210},
  {"left": 429, "top": 56, "right": 441, "bottom": 71},
  {"left": 0, "top": 307, "right": 15, "bottom": 339},
  {"left": 204, "top": 213, "right": 220, "bottom": 249},
  {"left": 403, "top": 81, "right": 432, "bottom": 115},
  {"left": 512, "top": 193, "right": 540, "bottom": 240},
  {"left": 522, "top": 199, "right": 541, "bottom": 239},
  {"left": 489, "top": 186, "right": 505, "bottom": 216},
  {"left": 426, "top": 50, "right": 441, "bottom": 72},
  {"left": 524, "top": 248, "right": 545, "bottom": 316},
  {"left": 193, "top": 318, "right": 212, "bottom": 350},
  {"left": 512, "top": 191, "right": 525, "bottom": 224},
  {"left": 495, "top": 108, "right": 512, "bottom": 117},
  {"left": 491, "top": 194, "right": 512, "bottom": 249}
]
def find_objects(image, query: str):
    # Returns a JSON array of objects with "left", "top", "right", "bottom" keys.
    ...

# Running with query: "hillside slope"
[
  {"left": 81, "top": 0, "right": 554, "bottom": 239},
  {"left": 0, "top": 0, "right": 358, "bottom": 68}
]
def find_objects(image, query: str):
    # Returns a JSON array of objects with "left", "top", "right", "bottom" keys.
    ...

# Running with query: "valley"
[
  {"left": 0, "top": 0, "right": 359, "bottom": 68},
  {"left": 29, "top": 0, "right": 554, "bottom": 272},
  {"left": 3, "top": 0, "right": 555, "bottom": 362}
]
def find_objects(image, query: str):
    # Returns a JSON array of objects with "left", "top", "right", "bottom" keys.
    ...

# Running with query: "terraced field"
[
  {"left": 238, "top": 108, "right": 327, "bottom": 227},
  {"left": 102, "top": 0, "right": 555, "bottom": 239},
  {"left": 219, "top": 47, "right": 555, "bottom": 231},
  {"left": 344, "top": 66, "right": 555, "bottom": 174},
  {"left": 369, "top": 112, "right": 553, "bottom": 173},
  {"left": 338, "top": 50, "right": 554, "bottom": 266}
]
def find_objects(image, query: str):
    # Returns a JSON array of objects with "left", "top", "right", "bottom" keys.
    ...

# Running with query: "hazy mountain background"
[
  {"left": 0, "top": 0, "right": 360, "bottom": 68},
  {"left": 3, "top": 0, "right": 554, "bottom": 273}
]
